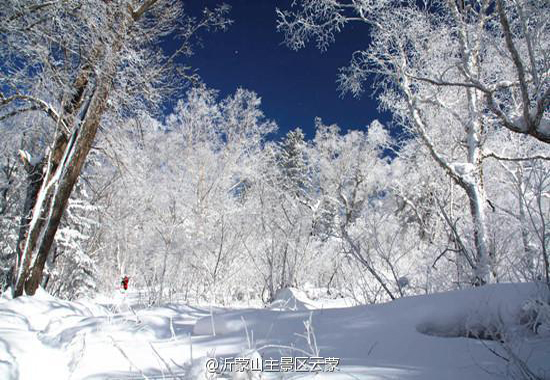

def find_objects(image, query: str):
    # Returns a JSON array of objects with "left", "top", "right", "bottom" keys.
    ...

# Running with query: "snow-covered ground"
[{"left": 1, "top": 284, "right": 549, "bottom": 379}]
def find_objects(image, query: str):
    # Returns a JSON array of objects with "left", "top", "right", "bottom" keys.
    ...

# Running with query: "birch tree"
[
  {"left": 277, "top": 0, "right": 550, "bottom": 285},
  {"left": 277, "top": 0, "right": 549, "bottom": 142}
]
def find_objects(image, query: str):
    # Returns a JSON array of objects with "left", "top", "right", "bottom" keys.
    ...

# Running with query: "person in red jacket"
[{"left": 121, "top": 276, "right": 129, "bottom": 291}]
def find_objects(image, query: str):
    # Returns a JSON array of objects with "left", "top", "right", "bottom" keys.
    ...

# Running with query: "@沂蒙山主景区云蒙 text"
[{"left": 205, "top": 356, "right": 340, "bottom": 374}]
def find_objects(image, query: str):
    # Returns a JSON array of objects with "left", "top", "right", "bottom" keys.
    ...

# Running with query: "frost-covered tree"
[
  {"left": 0, "top": 149, "right": 23, "bottom": 291},
  {"left": 483, "top": 132, "right": 550, "bottom": 285},
  {"left": 246, "top": 147, "right": 317, "bottom": 301},
  {"left": 277, "top": 0, "right": 550, "bottom": 286},
  {"left": 278, "top": 128, "right": 311, "bottom": 200},
  {"left": 0, "top": 112, "right": 47, "bottom": 291},
  {"left": 1, "top": 0, "right": 231, "bottom": 296},
  {"left": 277, "top": 0, "right": 549, "bottom": 143},
  {"left": 46, "top": 178, "right": 100, "bottom": 300},
  {"left": 94, "top": 87, "right": 276, "bottom": 304},
  {"left": 309, "top": 119, "right": 405, "bottom": 300}
]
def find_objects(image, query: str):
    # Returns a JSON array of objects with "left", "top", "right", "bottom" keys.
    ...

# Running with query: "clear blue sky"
[{"left": 183, "top": 0, "right": 391, "bottom": 140}]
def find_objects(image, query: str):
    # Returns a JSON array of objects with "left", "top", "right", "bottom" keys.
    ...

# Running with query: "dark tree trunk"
[
  {"left": 11, "top": 154, "right": 44, "bottom": 295},
  {"left": 12, "top": 72, "right": 88, "bottom": 297},
  {"left": 22, "top": 76, "right": 112, "bottom": 296}
]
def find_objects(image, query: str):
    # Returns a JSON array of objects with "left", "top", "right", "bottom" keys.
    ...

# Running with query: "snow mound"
[
  {"left": 0, "top": 289, "right": 110, "bottom": 333},
  {"left": 33, "top": 286, "right": 56, "bottom": 301},
  {"left": 269, "top": 287, "right": 315, "bottom": 311},
  {"left": 415, "top": 283, "right": 548, "bottom": 339}
]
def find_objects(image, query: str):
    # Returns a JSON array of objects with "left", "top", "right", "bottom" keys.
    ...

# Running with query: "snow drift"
[{"left": 0, "top": 283, "right": 549, "bottom": 379}]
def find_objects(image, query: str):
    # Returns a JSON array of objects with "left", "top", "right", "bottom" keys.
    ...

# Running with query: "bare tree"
[
  {"left": 0, "top": 0, "right": 231, "bottom": 297},
  {"left": 309, "top": 119, "right": 399, "bottom": 300},
  {"left": 277, "top": 0, "right": 549, "bottom": 285},
  {"left": 277, "top": 0, "right": 549, "bottom": 142}
]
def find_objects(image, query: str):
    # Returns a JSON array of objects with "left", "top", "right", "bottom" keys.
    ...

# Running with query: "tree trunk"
[
  {"left": 23, "top": 77, "right": 112, "bottom": 296},
  {"left": 465, "top": 183, "right": 490, "bottom": 286},
  {"left": 11, "top": 63, "right": 92, "bottom": 297},
  {"left": 12, "top": 63, "right": 116, "bottom": 297},
  {"left": 10, "top": 155, "right": 43, "bottom": 291},
  {"left": 10, "top": 0, "right": 134, "bottom": 298}
]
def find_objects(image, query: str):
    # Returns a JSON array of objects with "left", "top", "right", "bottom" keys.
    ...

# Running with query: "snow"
[
  {"left": 268, "top": 287, "right": 356, "bottom": 310},
  {"left": 269, "top": 287, "right": 316, "bottom": 310},
  {"left": 17, "top": 150, "right": 43, "bottom": 167},
  {"left": 512, "top": 112, "right": 550, "bottom": 136},
  {"left": 450, "top": 162, "right": 475, "bottom": 177},
  {"left": 0, "top": 284, "right": 549, "bottom": 379}
]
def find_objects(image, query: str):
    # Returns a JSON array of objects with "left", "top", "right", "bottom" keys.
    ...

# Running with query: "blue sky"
[{"left": 182, "top": 0, "right": 391, "bottom": 140}]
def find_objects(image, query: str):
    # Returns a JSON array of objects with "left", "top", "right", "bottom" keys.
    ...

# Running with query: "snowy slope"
[{"left": 0, "top": 283, "right": 549, "bottom": 379}]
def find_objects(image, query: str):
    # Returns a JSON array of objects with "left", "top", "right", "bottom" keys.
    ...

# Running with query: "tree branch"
[
  {"left": 496, "top": 0, "right": 531, "bottom": 131},
  {"left": 0, "top": 93, "right": 69, "bottom": 133},
  {"left": 483, "top": 151, "right": 550, "bottom": 162}
]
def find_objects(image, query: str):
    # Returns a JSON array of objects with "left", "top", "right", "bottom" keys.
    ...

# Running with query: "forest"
[{"left": 0, "top": 1, "right": 549, "bottom": 379}]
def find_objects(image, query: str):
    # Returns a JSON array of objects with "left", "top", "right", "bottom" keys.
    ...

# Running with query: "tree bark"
[
  {"left": 12, "top": 7, "right": 126, "bottom": 296},
  {"left": 21, "top": 72, "right": 113, "bottom": 296},
  {"left": 465, "top": 184, "right": 490, "bottom": 285},
  {"left": 10, "top": 154, "right": 43, "bottom": 292}
]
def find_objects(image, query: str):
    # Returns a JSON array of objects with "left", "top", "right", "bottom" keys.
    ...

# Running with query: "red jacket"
[{"left": 121, "top": 276, "right": 129, "bottom": 290}]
